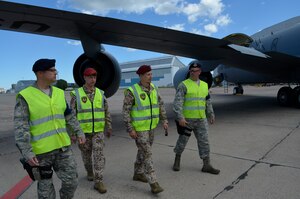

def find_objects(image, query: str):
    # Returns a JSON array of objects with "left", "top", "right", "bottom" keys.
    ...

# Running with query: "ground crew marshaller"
[
  {"left": 14, "top": 58, "right": 86, "bottom": 199},
  {"left": 70, "top": 67, "right": 112, "bottom": 194},
  {"left": 122, "top": 65, "right": 168, "bottom": 194},
  {"left": 172, "top": 61, "right": 220, "bottom": 175}
]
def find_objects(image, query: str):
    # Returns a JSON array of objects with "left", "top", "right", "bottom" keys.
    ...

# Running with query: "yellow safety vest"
[
  {"left": 182, "top": 79, "right": 208, "bottom": 119},
  {"left": 19, "top": 86, "right": 70, "bottom": 155},
  {"left": 71, "top": 87, "right": 105, "bottom": 133},
  {"left": 128, "top": 83, "right": 159, "bottom": 131}
]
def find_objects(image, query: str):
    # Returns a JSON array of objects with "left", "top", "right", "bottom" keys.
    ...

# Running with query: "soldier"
[
  {"left": 70, "top": 67, "right": 112, "bottom": 194},
  {"left": 14, "top": 58, "right": 86, "bottom": 199},
  {"left": 172, "top": 61, "right": 220, "bottom": 175},
  {"left": 122, "top": 64, "right": 168, "bottom": 194}
]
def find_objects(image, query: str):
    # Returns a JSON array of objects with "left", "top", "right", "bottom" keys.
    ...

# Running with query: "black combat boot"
[
  {"left": 172, "top": 154, "right": 181, "bottom": 171},
  {"left": 201, "top": 157, "right": 220, "bottom": 175}
]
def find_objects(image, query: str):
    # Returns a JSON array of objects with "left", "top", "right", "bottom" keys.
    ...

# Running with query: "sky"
[{"left": 0, "top": 0, "right": 299, "bottom": 90}]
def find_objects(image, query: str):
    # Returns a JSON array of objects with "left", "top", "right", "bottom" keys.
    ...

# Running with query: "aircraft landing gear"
[
  {"left": 277, "top": 86, "right": 300, "bottom": 108},
  {"left": 292, "top": 86, "right": 300, "bottom": 108},
  {"left": 233, "top": 84, "right": 244, "bottom": 95}
]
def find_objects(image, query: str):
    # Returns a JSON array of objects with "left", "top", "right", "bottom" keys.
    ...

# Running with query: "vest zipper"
[
  {"left": 91, "top": 102, "right": 95, "bottom": 132},
  {"left": 147, "top": 93, "right": 152, "bottom": 130}
]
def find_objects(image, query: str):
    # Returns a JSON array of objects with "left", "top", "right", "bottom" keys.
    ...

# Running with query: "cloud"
[
  {"left": 67, "top": 0, "right": 231, "bottom": 35},
  {"left": 216, "top": 14, "right": 231, "bottom": 26},
  {"left": 126, "top": 48, "right": 138, "bottom": 52},
  {"left": 167, "top": 23, "right": 185, "bottom": 31},
  {"left": 67, "top": 40, "right": 81, "bottom": 46},
  {"left": 204, "top": 23, "right": 217, "bottom": 33},
  {"left": 70, "top": 0, "right": 183, "bottom": 15}
]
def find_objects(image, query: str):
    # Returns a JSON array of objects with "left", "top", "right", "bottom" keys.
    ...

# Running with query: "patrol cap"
[
  {"left": 188, "top": 61, "right": 202, "bottom": 70},
  {"left": 136, "top": 65, "right": 151, "bottom": 75},
  {"left": 83, "top": 68, "right": 97, "bottom": 76},
  {"left": 32, "top": 59, "right": 56, "bottom": 72}
]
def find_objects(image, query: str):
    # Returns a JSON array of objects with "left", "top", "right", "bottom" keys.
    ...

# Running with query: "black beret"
[
  {"left": 188, "top": 61, "right": 202, "bottom": 70},
  {"left": 32, "top": 59, "right": 56, "bottom": 72}
]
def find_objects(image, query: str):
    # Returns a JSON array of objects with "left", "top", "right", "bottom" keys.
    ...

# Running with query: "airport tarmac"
[{"left": 0, "top": 85, "right": 299, "bottom": 199}]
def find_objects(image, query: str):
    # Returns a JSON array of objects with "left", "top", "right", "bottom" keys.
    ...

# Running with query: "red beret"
[
  {"left": 136, "top": 65, "right": 151, "bottom": 75},
  {"left": 83, "top": 68, "right": 97, "bottom": 76}
]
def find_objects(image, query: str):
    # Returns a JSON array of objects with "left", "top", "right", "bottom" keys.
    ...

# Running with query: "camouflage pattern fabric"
[
  {"left": 78, "top": 133, "right": 105, "bottom": 183},
  {"left": 134, "top": 130, "right": 157, "bottom": 184},
  {"left": 173, "top": 119, "right": 210, "bottom": 158},
  {"left": 36, "top": 147, "right": 78, "bottom": 199}
]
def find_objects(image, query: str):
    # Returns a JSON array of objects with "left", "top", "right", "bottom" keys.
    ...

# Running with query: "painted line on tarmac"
[{"left": 1, "top": 175, "right": 33, "bottom": 199}]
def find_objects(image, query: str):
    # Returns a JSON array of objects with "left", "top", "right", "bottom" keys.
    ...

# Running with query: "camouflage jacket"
[
  {"left": 70, "top": 85, "right": 112, "bottom": 132},
  {"left": 14, "top": 83, "right": 84, "bottom": 161},
  {"left": 173, "top": 80, "right": 215, "bottom": 121},
  {"left": 122, "top": 82, "right": 168, "bottom": 133}
]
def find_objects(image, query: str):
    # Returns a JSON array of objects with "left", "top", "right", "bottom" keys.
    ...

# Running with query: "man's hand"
[
  {"left": 28, "top": 157, "right": 39, "bottom": 167},
  {"left": 209, "top": 115, "right": 215, "bottom": 124},
  {"left": 129, "top": 130, "right": 137, "bottom": 139},
  {"left": 106, "top": 129, "right": 112, "bottom": 138},
  {"left": 163, "top": 122, "right": 168, "bottom": 130},
  {"left": 77, "top": 134, "right": 86, "bottom": 144},
  {"left": 179, "top": 118, "right": 188, "bottom": 127},
  {"left": 71, "top": 135, "right": 77, "bottom": 144}
]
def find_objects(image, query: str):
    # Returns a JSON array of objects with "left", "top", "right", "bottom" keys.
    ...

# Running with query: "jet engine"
[
  {"left": 73, "top": 51, "right": 121, "bottom": 98},
  {"left": 173, "top": 65, "right": 213, "bottom": 89}
]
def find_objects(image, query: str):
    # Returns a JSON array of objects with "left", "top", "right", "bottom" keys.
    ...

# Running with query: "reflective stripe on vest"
[
  {"left": 72, "top": 87, "right": 105, "bottom": 133},
  {"left": 128, "top": 83, "right": 159, "bottom": 131},
  {"left": 19, "top": 86, "right": 70, "bottom": 155},
  {"left": 182, "top": 79, "right": 208, "bottom": 119}
]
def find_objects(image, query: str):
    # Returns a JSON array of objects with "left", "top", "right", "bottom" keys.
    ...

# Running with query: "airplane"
[{"left": 0, "top": 1, "right": 299, "bottom": 108}]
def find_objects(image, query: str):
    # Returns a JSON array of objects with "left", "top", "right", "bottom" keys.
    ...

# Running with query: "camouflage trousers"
[
  {"left": 78, "top": 133, "right": 105, "bottom": 183},
  {"left": 174, "top": 119, "right": 210, "bottom": 159},
  {"left": 36, "top": 147, "right": 78, "bottom": 199},
  {"left": 134, "top": 130, "right": 157, "bottom": 184}
]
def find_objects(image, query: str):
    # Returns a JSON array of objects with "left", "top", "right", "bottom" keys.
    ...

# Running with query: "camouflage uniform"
[
  {"left": 173, "top": 81, "right": 215, "bottom": 159},
  {"left": 14, "top": 83, "right": 84, "bottom": 199},
  {"left": 123, "top": 82, "right": 168, "bottom": 184},
  {"left": 70, "top": 85, "right": 112, "bottom": 183}
]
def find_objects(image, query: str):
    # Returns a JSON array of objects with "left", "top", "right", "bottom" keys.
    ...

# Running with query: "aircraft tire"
[
  {"left": 233, "top": 86, "right": 243, "bottom": 95},
  {"left": 292, "top": 86, "right": 300, "bottom": 108},
  {"left": 277, "top": 87, "right": 293, "bottom": 106}
]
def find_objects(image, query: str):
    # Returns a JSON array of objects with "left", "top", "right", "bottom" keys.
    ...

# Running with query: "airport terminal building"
[{"left": 120, "top": 56, "right": 185, "bottom": 88}]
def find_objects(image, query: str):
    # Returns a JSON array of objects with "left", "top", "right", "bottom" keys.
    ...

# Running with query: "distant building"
[
  {"left": 15, "top": 80, "right": 35, "bottom": 93},
  {"left": 120, "top": 56, "right": 185, "bottom": 88},
  {"left": 0, "top": 88, "right": 5, "bottom": 94}
]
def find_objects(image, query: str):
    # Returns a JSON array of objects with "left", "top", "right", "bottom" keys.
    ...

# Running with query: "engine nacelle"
[
  {"left": 73, "top": 51, "right": 121, "bottom": 98},
  {"left": 173, "top": 66, "right": 213, "bottom": 89}
]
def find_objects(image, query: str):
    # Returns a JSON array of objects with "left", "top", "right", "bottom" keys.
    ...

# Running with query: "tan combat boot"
[
  {"left": 150, "top": 182, "right": 164, "bottom": 194},
  {"left": 201, "top": 157, "right": 220, "bottom": 175},
  {"left": 87, "top": 171, "right": 94, "bottom": 181},
  {"left": 133, "top": 173, "right": 148, "bottom": 183},
  {"left": 172, "top": 154, "right": 181, "bottom": 171},
  {"left": 94, "top": 182, "right": 107, "bottom": 194}
]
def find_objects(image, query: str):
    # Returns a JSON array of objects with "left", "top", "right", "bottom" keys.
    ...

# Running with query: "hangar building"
[{"left": 120, "top": 56, "right": 185, "bottom": 88}]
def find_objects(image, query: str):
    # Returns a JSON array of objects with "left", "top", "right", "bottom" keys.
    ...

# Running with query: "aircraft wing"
[{"left": 0, "top": 1, "right": 298, "bottom": 74}]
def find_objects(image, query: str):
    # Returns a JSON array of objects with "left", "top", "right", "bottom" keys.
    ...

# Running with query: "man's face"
[
  {"left": 140, "top": 71, "right": 152, "bottom": 84},
  {"left": 39, "top": 67, "right": 57, "bottom": 84},
  {"left": 189, "top": 67, "right": 201, "bottom": 80},
  {"left": 84, "top": 75, "right": 97, "bottom": 87}
]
